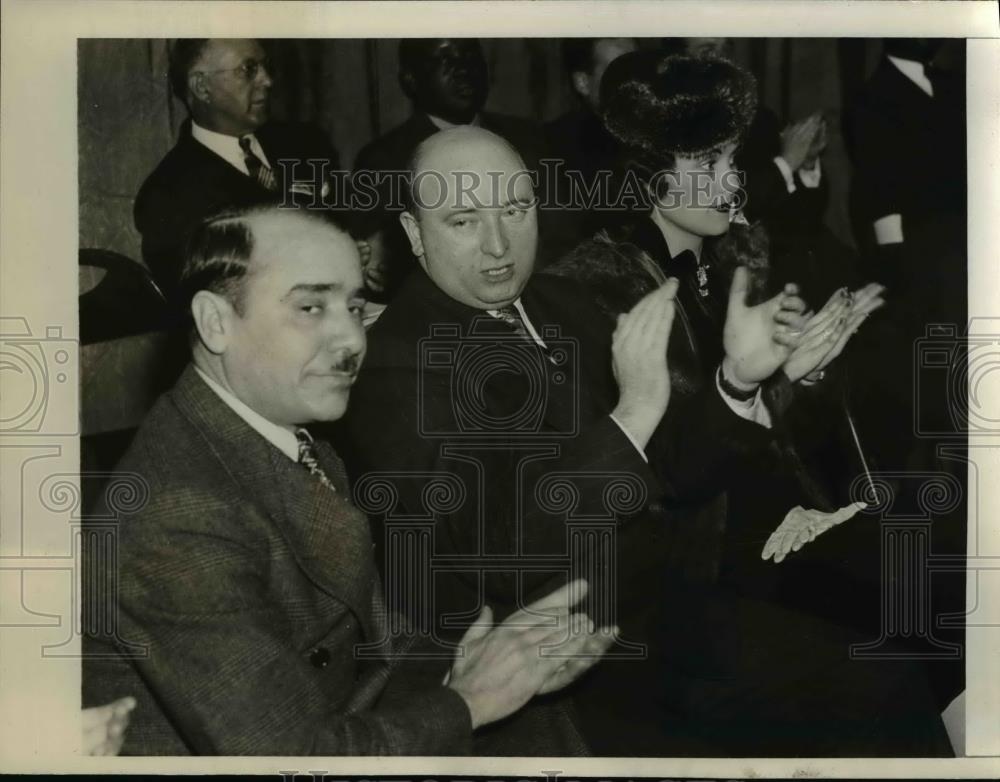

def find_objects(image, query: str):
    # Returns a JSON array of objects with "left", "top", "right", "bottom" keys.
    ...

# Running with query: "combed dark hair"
[
  {"left": 168, "top": 38, "right": 211, "bottom": 104},
  {"left": 180, "top": 205, "right": 350, "bottom": 325},
  {"left": 602, "top": 52, "right": 757, "bottom": 182},
  {"left": 180, "top": 207, "right": 259, "bottom": 318}
]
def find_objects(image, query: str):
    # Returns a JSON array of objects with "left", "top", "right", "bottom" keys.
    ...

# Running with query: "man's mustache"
[{"left": 332, "top": 352, "right": 361, "bottom": 375}]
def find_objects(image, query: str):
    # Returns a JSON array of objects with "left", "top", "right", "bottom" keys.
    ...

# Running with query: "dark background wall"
[{"left": 78, "top": 37, "right": 885, "bottom": 263}]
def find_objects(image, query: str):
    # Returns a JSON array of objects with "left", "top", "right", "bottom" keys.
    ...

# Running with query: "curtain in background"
[{"left": 78, "top": 38, "right": 884, "bottom": 264}]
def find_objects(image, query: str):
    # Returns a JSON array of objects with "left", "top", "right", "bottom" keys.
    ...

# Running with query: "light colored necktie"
[
  {"left": 492, "top": 304, "right": 532, "bottom": 343},
  {"left": 295, "top": 428, "right": 336, "bottom": 492},
  {"left": 239, "top": 135, "right": 278, "bottom": 192}
]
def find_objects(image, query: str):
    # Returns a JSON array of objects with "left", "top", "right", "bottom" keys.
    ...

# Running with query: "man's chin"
[{"left": 248, "top": 107, "right": 270, "bottom": 127}]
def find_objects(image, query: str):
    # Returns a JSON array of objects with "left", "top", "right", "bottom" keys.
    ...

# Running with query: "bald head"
[
  {"left": 408, "top": 126, "right": 532, "bottom": 215},
  {"left": 400, "top": 127, "right": 539, "bottom": 310}
]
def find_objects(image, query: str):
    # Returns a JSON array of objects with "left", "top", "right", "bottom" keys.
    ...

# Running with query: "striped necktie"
[
  {"left": 239, "top": 135, "right": 278, "bottom": 192},
  {"left": 492, "top": 304, "right": 532, "bottom": 343},
  {"left": 295, "top": 428, "right": 336, "bottom": 492}
]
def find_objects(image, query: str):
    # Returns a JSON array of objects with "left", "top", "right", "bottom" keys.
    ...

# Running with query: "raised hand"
[
  {"left": 802, "top": 113, "right": 828, "bottom": 169},
  {"left": 777, "top": 283, "right": 886, "bottom": 383},
  {"left": 780, "top": 114, "right": 823, "bottom": 172},
  {"left": 722, "top": 267, "right": 807, "bottom": 389},
  {"left": 611, "top": 278, "right": 680, "bottom": 449},
  {"left": 446, "top": 579, "right": 613, "bottom": 729}
]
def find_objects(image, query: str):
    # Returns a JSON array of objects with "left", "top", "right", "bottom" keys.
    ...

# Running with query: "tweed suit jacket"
[{"left": 83, "top": 365, "right": 471, "bottom": 755}]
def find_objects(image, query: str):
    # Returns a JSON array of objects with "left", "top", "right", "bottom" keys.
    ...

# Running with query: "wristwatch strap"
[{"left": 717, "top": 364, "right": 758, "bottom": 402}]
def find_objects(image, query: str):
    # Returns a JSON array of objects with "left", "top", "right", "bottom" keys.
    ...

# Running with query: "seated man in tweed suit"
[{"left": 82, "top": 205, "right": 612, "bottom": 755}]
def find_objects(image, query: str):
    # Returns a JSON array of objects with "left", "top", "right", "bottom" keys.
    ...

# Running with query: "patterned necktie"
[
  {"left": 295, "top": 428, "right": 336, "bottom": 492},
  {"left": 239, "top": 135, "right": 278, "bottom": 192},
  {"left": 492, "top": 304, "right": 532, "bottom": 342},
  {"left": 492, "top": 304, "right": 555, "bottom": 362}
]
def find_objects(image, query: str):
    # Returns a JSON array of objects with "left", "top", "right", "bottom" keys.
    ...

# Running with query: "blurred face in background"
[
  {"left": 401, "top": 39, "right": 490, "bottom": 125},
  {"left": 685, "top": 37, "right": 735, "bottom": 60},
  {"left": 572, "top": 38, "right": 638, "bottom": 111},
  {"left": 191, "top": 38, "right": 273, "bottom": 136}
]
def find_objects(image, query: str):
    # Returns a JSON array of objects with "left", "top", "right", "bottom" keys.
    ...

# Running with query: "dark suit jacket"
[
  {"left": 337, "top": 267, "right": 669, "bottom": 754},
  {"left": 739, "top": 106, "right": 829, "bottom": 236},
  {"left": 848, "top": 56, "right": 965, "bottom": 244},
  {"left": 134, "top": 119, "right": 340, "bottom": 298},
  {"left": 83, "top": 365, "right": 471, "bottom": 755}
]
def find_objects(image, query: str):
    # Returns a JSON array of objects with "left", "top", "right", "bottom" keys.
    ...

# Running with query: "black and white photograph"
[{"left": 1, "top": 0, "right": 998, "bottom": 776}]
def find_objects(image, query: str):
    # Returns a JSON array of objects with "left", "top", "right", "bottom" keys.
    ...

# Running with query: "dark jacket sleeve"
[
  {"left": 106, "top": 484, "right": 471, "bottom": 756},
  {"left": 342, "top": 347, "right": 663, "bottom": 616}
]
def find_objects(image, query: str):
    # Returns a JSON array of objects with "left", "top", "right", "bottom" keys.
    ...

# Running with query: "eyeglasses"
[{"left": 198, "top": 58, "right": 272, "bottom": 81}]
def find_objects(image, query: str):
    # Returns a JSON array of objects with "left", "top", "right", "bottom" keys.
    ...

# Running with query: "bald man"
[
  {"left": 340, "top": 127, "right": 954, "bottom": 758},
  {"left": 339, "top": 126, "right": 692, "bottom": 754},
  {"left": 83, "top": 206, "right": 613, "bottom": 755}
]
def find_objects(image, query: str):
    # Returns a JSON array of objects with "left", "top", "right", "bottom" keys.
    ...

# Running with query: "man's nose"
[
  {"left": 480, "top": 214, "right": 508, "bottom": 258},
  {"left": 326, "top": 310, "right": 366, "bottom": 353},
  {"left": 256, "top": 63, "right": 274, "bottom": 89}
]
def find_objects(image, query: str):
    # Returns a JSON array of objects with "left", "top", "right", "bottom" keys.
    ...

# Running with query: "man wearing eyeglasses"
[{"left": 134, "top": 39, "right": 342, "bottom": 299}]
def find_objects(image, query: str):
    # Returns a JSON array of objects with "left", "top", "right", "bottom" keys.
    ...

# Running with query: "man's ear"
[
  {"left": 190, "top": 290, "right": 236, "bottom": 354},
  {"left": 571, "top": 71, "right": 591, "bottom": 101},
  {"left": 399, "top": 69, "right": 417, "bottom": 101},
  {"left": 188, "top": 71, "right": 211, "bottom": 104},
  {"left": 399, "top": 211, "right": 426, "bottom": 264}
]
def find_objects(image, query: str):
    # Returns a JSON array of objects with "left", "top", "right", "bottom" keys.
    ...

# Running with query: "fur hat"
[{"left": 602, "top": 52, "right": 758, "bottom": 163}]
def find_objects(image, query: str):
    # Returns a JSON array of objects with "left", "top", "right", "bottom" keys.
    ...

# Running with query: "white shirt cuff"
[
  {"left": 609, "top": 414, "right": 649, "bottom": 463},
  {"left": 772, "top": 156, "right": 797, "bottom": 194},
  {"left": 716, "top": 373, "right": 773, "bottom": 430},
  {"left": 798, "top": 159, "right": 822, "bottom": 188},
  {"left": 873, "top": 213, "right": 904, "bottom": 245}
]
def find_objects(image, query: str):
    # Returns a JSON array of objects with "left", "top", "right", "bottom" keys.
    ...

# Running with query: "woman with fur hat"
[
  {"left": 551, "top": 52, "right": 950, "bottom": 757},
  {"left": 551, "top": 51, "right": 884, "bottom": 587}
]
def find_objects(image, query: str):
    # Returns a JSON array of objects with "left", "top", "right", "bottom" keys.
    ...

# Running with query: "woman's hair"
[{"left": 601, "top": 51, "right": 758, "bottom": 190}]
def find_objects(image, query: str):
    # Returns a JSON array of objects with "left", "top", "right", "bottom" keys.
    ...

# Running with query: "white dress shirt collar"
[
  {"left": 194, "top": 366, "right": 299, "bottom": 462},
  {"left": 426, "top": 113, "right": 482, "bottom": 131},
  {"left": 190, "top": 121, "right": 271, "bottom": 175},
  {"left": 887, "top": 55, "right": 934, "bottom": 97}
]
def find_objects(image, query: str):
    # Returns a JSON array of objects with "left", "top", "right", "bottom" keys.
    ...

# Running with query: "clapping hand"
[
  {"left": 802, "top": 113, "right": 828, "bottom": 170},
  {"left": 778, "top": 283, "right": 886, "bottom": 383},
  {"left": 780, "top": 113, "right": 824, "bottom": 172},
  {"left": 82, "top": 696, "right": 136, "bottom": 756},
  {"left": 722, "top": 267, "right": 808, "bottom": 389},
  {"left": 761, "top": 502, "right": 867, "bottom": 563},
  {"left": 611, "top": 279, "right": 680, "bottom": 449},
  {"left": 357, "top": 235, "right": 389, "bottom": 295},
  {"left": 446, "top": 579, "right": 615, "bottom": 729}
]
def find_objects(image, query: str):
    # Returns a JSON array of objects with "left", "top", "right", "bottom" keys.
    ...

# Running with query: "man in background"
[
  {"left": 545, "top": 38, "right": 638, "bottom": 243},
  {"left": 134, "top": 38, "right": 341, "bottom": 299}
]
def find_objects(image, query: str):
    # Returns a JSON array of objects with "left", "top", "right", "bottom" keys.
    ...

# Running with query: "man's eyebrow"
[
  {"left": 282, "top": 282, "right": 342, "bottom": 300},
  {"left": 500, "top": 195, "right": 538, "bottom": 208},
  {"left": 442, "top": 206, "right": 478, "bottom": 217}
]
